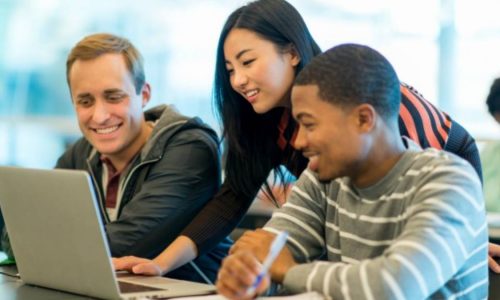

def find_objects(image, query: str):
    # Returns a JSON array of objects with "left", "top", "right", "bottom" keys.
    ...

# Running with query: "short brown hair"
[{"left": 66, "top": 33, "right": 145, "bottom": 94}]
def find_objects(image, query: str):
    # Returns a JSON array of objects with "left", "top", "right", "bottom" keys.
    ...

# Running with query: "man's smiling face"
[
  {"left": 69, "top": 53, "right": 149, "bottom": 161},
  {"left": 292, "top": 84, "right": 366, "bottom": 181}
]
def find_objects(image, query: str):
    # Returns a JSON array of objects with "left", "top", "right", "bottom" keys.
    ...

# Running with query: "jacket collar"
[{"left": 86, "top": 104, "right": 217, "bottom": 165}]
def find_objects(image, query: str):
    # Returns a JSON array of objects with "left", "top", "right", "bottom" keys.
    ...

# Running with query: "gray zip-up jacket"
[{"left": 55, "top": 104, "right": 230, "bottom": 283}]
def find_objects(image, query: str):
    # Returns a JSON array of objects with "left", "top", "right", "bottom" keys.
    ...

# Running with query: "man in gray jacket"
[
  {"left": 4, "top": 33, "right": 229, "bottom": 283},
  {"left": 217, "top": 44, "right": 487, "bottom": 299}
]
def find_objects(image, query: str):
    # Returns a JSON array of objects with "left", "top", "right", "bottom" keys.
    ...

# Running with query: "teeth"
[
  {"left": 95, "top": 125, "right": 119, "bottom": 134},
  {"left": 246, "top": 90, "right": 258, "bottom": 97}
]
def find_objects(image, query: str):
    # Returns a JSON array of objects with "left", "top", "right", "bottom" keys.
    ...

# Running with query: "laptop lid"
[{"left": 0, "top": 166, "right": 215, "bottom": 299}]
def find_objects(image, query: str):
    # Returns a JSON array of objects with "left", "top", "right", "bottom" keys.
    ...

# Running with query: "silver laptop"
[{"left": 0, "top": 166, "right": 216, "bottom": 299}]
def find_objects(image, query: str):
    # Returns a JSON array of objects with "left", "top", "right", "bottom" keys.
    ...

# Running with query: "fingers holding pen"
[
  {"left": 220, "top": 251, "right": 261, "bottom": 285},
  {"left": 230, "top": 229, "right": 277, "bottom": 259},
  {"left": 216, "top": 251, "right": 267, "bottom": 299}
]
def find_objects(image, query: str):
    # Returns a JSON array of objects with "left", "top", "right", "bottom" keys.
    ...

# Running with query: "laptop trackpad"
[
  {"left": 118, "top": 281, "right": 164, "bottom": 293},
  {"left": 117, "top": 274, "right": 216, "bottom": 297}
]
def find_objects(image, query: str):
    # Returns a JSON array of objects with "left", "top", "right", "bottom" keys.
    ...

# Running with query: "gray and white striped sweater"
[{"left": 265, "top": 146, "right": 488, "bottom": 299}]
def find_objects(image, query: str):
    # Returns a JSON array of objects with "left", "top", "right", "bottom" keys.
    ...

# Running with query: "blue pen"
[{"left": 246, "top": 231, "right": 289, "bottom": 296}]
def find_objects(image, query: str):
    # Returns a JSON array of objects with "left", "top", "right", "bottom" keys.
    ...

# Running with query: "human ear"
[
  {"left": 287, "top": 44, "right": 301, "bottom": 67},
  {"left": 141, "top": 83, "right": 151, "bottom": 107},
  {"left": 356, "top": 104, "right": 376, "bottom": 132}
]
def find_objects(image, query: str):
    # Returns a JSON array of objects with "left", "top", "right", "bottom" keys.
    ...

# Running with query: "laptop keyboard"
[{"left": 118, "top": 280, "right": 165, "bottom": 293}]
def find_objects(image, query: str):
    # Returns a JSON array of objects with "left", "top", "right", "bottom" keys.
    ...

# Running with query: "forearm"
[
  {"left": 282, "top": 233, "right": 485, "bottom": 300},
  {"left": 152, "top": 235, "right": 198, "bottom": 275},
  {"left": 180, "top": 181, "right": 256, "bottom": 255},
  {"left": 282, "top": 254, "right": 430, "bottom": 299}
]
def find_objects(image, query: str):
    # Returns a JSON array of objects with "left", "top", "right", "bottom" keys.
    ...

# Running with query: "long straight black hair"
[{"left": 213, "top": 0, "right": 322, "bottom": 202}]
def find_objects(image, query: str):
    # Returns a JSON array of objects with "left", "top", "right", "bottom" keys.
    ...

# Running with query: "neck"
[
  {"left": 107, "top": 121, "right": 153, "bottom": 172},
  {"left": 351, "top": 129, "right": 406, "bottom": 188}
]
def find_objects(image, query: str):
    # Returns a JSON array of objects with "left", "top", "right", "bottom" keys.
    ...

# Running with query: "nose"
[
  {"left": 231, "top": 68, "right": 248, "bottom": 89},
  {"left": 293, "top": 125, "right": 307, "bottom": 151},
  {"left": 92, "top": 99, "right": 111, "bottom": 124}
]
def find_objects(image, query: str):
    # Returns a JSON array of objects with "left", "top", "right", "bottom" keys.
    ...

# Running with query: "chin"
[
  {"left": 95, "top": 148, "right": 116, "bottom": 156},
  {"left": 93, "top": 142, "right": 122, "bottom": 156},
  {"left": 252, "top": 106, "right": 270, "bottom": 114},
  {"left": 318, "top": 176, "right": 333, "bottom": 183},
  {"left": 317, "top": 172, "right": 330, "bottom": 182},
  {"left": 317, "top": 169, "right": 338, "bottom": 182},
  {"left": 251, "top": 101, "right": 276, "bottom": 114}
]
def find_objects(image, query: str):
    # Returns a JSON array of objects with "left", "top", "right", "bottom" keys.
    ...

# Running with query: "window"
[{"left": 1, "top": 0, "right": 499, "bottom": 167}]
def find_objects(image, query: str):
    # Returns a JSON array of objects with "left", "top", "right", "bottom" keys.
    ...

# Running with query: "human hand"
[
  {"left": 112, "top": 256, "right": 163, "bottom": 276},
  {"left": 230, "top": 229, "right": 296, "bottom": 282},
  {"left": 230, "top": 229, "right": 275, "bottom": 258},
  {"left": 216, "top": 250, "right": 270, "bottom": 300},
  {"left": 488, "top": 242, "right": 500, "bottom": 273}
]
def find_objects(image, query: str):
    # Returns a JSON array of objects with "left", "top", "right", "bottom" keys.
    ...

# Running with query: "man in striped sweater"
[{"left": 216, "top": 43, "right": 488, "bottom": 299}]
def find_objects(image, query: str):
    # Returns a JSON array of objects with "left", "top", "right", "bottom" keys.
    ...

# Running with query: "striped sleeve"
[
  {"left": 264, "top": 169, "right": 331, "bottom": 263},
  {"left": 398, "top": 82, "right": 482, "bottom": 179},
  {"left": 398, "top": 83, "right": 452, "bottom": 150},
  {"left": 273, "top": 156, "right": 487, "bottom": 299}
]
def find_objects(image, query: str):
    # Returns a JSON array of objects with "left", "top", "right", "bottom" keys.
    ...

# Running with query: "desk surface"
[
  {"left": 2, "top": 260, "right": 500, "bottom": 299},
  {"left": 0, "top": 265, "right": 95, "bottom": 299}
]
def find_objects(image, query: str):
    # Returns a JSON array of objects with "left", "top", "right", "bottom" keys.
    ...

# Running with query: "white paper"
[{"left": 168, "top": 291, "right": 324, "bottom": 300}]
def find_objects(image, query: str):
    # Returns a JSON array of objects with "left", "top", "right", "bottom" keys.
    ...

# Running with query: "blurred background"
[{"left": 1, "top": 0, "right": 500, "bottom": 168}]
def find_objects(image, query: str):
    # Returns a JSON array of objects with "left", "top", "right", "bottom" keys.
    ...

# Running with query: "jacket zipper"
[
  {"left": 87, "top": 160, "right": 110, "bottom": 224},
  {"left": 87, "top": 157, "right": 161, "bottom": 224},
  {"left": 119, "top": 157, "right": 160, "bottom": 203},
  {"left": 85, "top": 117, "right": 192, "bottom": 224}
]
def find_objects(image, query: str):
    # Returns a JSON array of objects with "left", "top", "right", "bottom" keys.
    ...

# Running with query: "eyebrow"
[
  {"left": 76, "top": 89, "right": 124, "bottom": 100},
  {"left": 76, "top": 92, "right": 92, "bottom": 99},
  {"left": 225, "top": 49, "right": 252, "bottom": 64},
  {"left": 295, "top": 112, "right": 313, "bottom": 121},
  {"left": 103, "top": 89, "right": 124, "bottom": 95}
]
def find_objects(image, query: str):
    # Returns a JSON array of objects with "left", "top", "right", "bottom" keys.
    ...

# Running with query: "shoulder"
[
  {"left": 398, "top": 83, "right": 454, "bottom": 150},
  {"left": 145, "top": 117, "right": 219, "bottom": 157},
  {"left": 405, "top": 147, "right": 480, "bottom": 186},
  {"left": 56, "top": 137, "right": 93, "bottom": 168},
  {"left": 413, "top": 147, "right": 469, "bottom": 166},
  {"left": 162, "top": 123, "right": 219, "bottom": 156},
  {"left": 174, "top": 124, "right": 219, "bottom": 147},
  {"left": 399, "top": 82, "right": 450, "bottom": 121}
]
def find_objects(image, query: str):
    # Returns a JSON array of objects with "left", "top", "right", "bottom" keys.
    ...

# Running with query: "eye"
[
  {"left": 226, "top": 68, "right": 234, "bottom": 76},
  {"left": 301, "top": 123, "right": 315, "bottom": 130},
  {"left": 106, "top": 93, "right": 126, "bottom": 102},
  {"left": 242, "top": 59, "right": 255, "bottom": 66},
  {"left": 76, "top": 97, "right": 93, "bottom": 107}
]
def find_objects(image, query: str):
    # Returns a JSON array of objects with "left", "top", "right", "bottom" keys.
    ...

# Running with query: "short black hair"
[
  {"left": 295, "top": 43, "right": 401, "bottom": 122},
  {"left": 486, "top": 78, "right": 500, "bottom": 116}
]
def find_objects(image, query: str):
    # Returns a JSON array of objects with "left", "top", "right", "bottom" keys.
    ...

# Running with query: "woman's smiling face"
[{"left": 223, "top": 28, "right": 300, "bottom": 114}]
